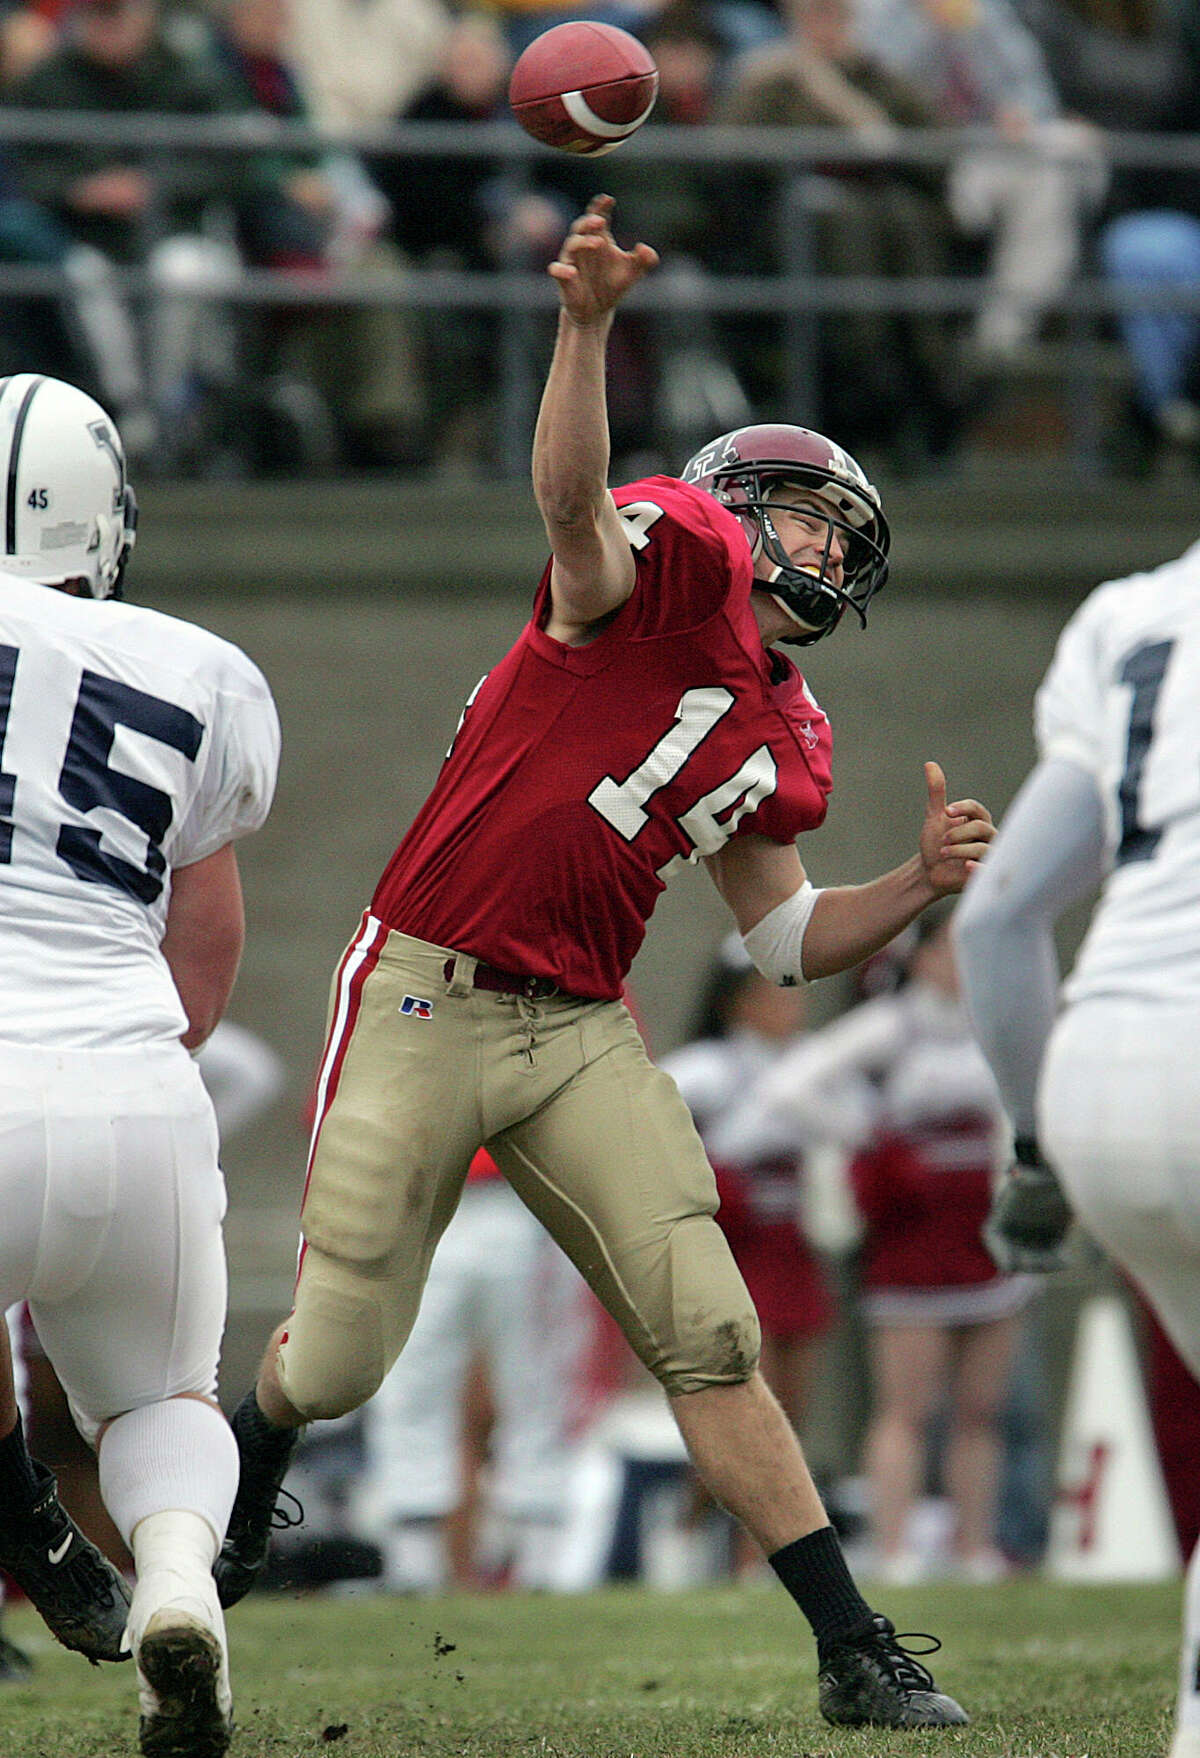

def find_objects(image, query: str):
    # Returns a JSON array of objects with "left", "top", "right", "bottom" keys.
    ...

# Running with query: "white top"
[
  {"left": 753, "top": 984, "right": 1007, "bottom": 1158},
  {"left": 661, "top": 1029, "right": 815, "bottom": 1168},
  {"left": 0, "top": 574, "right": 280, "bottom": 1046},
  {"left": 1036, "top": 538, "right": 1200, "bottom": 1006}
]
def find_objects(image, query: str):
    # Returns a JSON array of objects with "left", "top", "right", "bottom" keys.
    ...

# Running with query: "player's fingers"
[
  {"left": 947, "top": 797, "right": 991, "bottom": 825},
  {"left": 924, "top": 760, "right": 946, "bottom": 812},
  {"left": 941, "top": 840, "right": 993, "bottom": 864},
  {"left": 941, "top": 812, "right": 994, "bottom": 843}
]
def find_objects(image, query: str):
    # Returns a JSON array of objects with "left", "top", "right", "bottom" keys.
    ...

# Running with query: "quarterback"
[
  {"left": 0, "top": 374, "right": 279, "bottom": 1757},
  {"left": 219, "top": 195, "right": 991, "bottom": 1729},
  {"left": 955, "top": 537, "right": 1200, "bottom": 1758}
]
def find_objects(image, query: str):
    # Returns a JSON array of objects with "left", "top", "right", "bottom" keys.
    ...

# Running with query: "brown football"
[{"left": 509, "top": 20, "right": 659, "bottom": 156}]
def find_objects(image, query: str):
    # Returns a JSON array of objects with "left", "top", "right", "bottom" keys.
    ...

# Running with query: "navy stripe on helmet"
[{"left": 5, "top": 376, "right": 44, "bottom": 556}]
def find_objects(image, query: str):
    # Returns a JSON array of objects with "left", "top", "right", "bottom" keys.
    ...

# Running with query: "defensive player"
[
  {"left": 217, "top": 195, "right": 991, "bottom": 1729},
  {"left": 0, "top": 374, "right": 279, "bottom": 1757},
  {"left": 954, "top": 538, "right": 1200, "bottom": 1758}
]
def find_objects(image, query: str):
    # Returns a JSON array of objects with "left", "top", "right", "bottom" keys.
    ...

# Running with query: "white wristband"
[{"left": 741, "top": 881, "right": 821, "bottom": 986}]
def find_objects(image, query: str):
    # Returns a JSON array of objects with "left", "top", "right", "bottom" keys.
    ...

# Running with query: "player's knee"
[
  {"left": 657, "top": 1307, "right": 762, "bottom": 1395},
  {"left": 276, "top": 1255, "right": 392, "bottom": 1421},
  {"left": 280, "top": 1354, "right": 384, "bottom": 1423}
]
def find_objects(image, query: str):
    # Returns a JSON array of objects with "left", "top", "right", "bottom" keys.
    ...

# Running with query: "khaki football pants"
[{"left": 277, "top": 922, "right": 760, "bottom": 1419}]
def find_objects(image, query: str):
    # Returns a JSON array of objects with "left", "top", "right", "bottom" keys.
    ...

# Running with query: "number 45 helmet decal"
[
  {"left": 682, "top": 424, "right": 890, "bottom": 646},
  {"left": 0, "top": 374, "right": 137, "bottom": 600}
]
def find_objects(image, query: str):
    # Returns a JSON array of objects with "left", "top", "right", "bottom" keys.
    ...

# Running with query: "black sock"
[
  {"left": 234, "top": 1389, "right": 298, "bottom": 1473},
  {"left": 0, "top": 1414, "right": 46, "bottom": 1517},
  {"left": 769, "top": 1525, "right": 875, "bottom": 1656}
]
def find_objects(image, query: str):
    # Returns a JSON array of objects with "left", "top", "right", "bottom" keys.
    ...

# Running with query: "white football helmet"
[{"left": 0, "top": 373, "right": 137, "bottom": 598}]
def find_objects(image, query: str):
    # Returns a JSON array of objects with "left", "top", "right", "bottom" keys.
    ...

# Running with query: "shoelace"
[
  {"left": 269, "top": 1487, "right": 305, "bottom": 1533},
  {"left": 866, "top": 1622, "right": 942, "bottom": 1692}
]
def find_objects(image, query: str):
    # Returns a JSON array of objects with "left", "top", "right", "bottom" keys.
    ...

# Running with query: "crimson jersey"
[{"left": 371, "top": 478, "right": 834, "bottom": 998}]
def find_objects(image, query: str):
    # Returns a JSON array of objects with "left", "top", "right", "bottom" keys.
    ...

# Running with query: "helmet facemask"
[
  {"left": 743, "top": 472, "right": 887, "bottom": 646},
  {"left": 681, "top": 424, "right": 890, "bottom": 647}
]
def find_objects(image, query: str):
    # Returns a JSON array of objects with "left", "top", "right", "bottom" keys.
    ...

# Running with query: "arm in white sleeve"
[
  {"left": 751, "top": 997, "right": 901, "bottom": 1148},
  {"left": 953, "top": 756, "right": 1106, "bottom": 1138}
]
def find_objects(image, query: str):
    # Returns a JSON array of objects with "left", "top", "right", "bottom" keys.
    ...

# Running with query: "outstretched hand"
[
  {"left": 548, "top": 194, "right": 659, "bottom": 327},
  {"left": 919, "top": 761, "right": 995, "bottom": 894}
]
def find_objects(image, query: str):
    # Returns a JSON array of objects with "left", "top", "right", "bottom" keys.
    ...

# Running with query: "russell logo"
[{"left": 399, "top": 996, "right": 434, "bottom": 1019}]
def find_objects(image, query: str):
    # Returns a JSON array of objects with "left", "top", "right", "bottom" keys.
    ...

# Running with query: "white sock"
[
  {"left": 1177, "top": 1540, "right": 1200, "bottom": 1731},
  {"left": 126, "top": 1510, "right": 231, "bottom": 1716},
  {"left": 99, "top": 1399, "right": 237, "bottom": 1551}
]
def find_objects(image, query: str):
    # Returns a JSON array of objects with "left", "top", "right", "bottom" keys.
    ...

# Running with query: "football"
[{"left": 508, "top": 20, "right": 659, "bottom": 156}]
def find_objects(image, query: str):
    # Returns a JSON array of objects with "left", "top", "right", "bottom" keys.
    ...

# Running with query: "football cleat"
[
  {"left": 0, "top": 1469, "right": 131, "bottom": 1659},
  {"left": 0, "top": 1463, "right": 131, "bottom": 1663},
  {"left": 135, "top": 1603, "right": 232, "bottom": 1758},
  {"left": 212, "top": 1392, "right": 301, "bottom": 1610},
  {"left": 818, "top": 1615, "right": 969, "bottom": 1728}
]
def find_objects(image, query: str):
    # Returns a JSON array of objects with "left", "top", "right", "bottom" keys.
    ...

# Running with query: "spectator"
[
  {"left": 207, "top": 0, "right": 428, "bottom": 469},
  {"left": 857, "top": 0, "right": 1108, "bottom": 363},
  {"left": 283, "top": 0, "right": 450, "bottom": 133},
  {"left": 661, "top": 937, "right": 835, "bottom": 1450},
  {"left": 660, "top": 937, "right": 836, "bottom": 1577},
  {"left": 1081, "top": 3, "right": 1200, "bottom": 472},
  {"left": 753, "top": 908, "right": 1034, "bottom": 1582},
  {"left": 381, "top": 11, "right": 576, "bottom": 473},
  {"left": 482, "top": 0, "right": 655, "bottom": 61},
  {"left": 716, "top": 0, "right": 968, "bottom": 464},
  {"left": 8, "top": 0, "right": 321, "bottom": 469},
  {"left": 357, "top": 1148, "right": 593, "bottom": 1593},
  {"left": 601, "top": 1, "right": 756, "bottom": 466}
]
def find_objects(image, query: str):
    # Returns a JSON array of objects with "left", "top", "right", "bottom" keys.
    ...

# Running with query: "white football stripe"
[{"left": 561, "top": 88, "right": 656, "bottom": 139}]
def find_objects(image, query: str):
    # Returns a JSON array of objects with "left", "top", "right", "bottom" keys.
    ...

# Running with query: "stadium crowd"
[{"left": 0, "top": 0, "right": 1196, "bottom": 478}]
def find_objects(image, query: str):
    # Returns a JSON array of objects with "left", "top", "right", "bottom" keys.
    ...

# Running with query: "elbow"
[
  {"left": 179, "top": 994, "right": 220, "bottom": 1052},
  {"left": 537, "top": 488, "right": 604, "bottom": 545}
]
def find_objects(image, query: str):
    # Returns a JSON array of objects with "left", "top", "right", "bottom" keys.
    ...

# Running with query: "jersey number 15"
[{"left": 0, "top": 644, "right": 203, "bottom": 902}]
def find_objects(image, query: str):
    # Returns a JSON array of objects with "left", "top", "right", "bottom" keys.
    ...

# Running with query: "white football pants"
[
  {"left": 0, "top": 1043, "right": 227, "bottom": 1445},
  {"left": 1040, "top": 996, "right": 1200, "bottom": 1740},
  {"left": 1039, "top": 998, "right": 1200, "bottom": 1381}
]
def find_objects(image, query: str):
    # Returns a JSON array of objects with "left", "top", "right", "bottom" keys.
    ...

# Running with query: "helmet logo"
[{"left": 681, "top": 433, "right": 740, "bottom": 482}]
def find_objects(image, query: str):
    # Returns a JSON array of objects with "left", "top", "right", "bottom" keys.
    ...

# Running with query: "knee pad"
[{"left": 276, "top": 1250, "right": 391, "bottom": 1421}]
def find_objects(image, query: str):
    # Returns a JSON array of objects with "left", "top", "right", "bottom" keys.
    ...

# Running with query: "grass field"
[{"left": 0, "top": 1578, "right": 1181, "bottom": 1757}]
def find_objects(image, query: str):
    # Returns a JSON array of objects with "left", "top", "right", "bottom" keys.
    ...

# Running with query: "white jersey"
[
  {"left": 1035, "top": 538, "right": 1200, "bottom": 1006},
  {"left": 0, "top": 573, "right": 279, "bottom": 1046}
]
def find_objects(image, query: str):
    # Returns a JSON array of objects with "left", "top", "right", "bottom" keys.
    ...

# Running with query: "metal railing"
[{"left": 3, "top": 110, "right": 1198, "bottom": 473}]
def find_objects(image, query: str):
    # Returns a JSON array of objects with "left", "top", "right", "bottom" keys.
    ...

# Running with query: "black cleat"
[
  {"left": 818, "top": 1614, "right": 969, "bottom": 1728},
  {"left": 213, "top": 1392, "right": 301, "bottom": 1610},
  {"left": 0, "top": 1464, "right": 131, "bottom": 1664}
]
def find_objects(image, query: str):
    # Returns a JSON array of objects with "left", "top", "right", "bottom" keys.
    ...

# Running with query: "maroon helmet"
[{"left": 681, "top": 424, "right": 890, "bottom": 645}]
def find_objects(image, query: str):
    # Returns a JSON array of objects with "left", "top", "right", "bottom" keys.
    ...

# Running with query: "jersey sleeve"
[
  {"left": 171, "top": 647, "right": 281, "bottom": 865},
  {"left": 613, "top": 478, "right": 752, "bottom": 639},
  {"left": 1034, "top": 585, "right": 1111, "bottom": 775}
]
